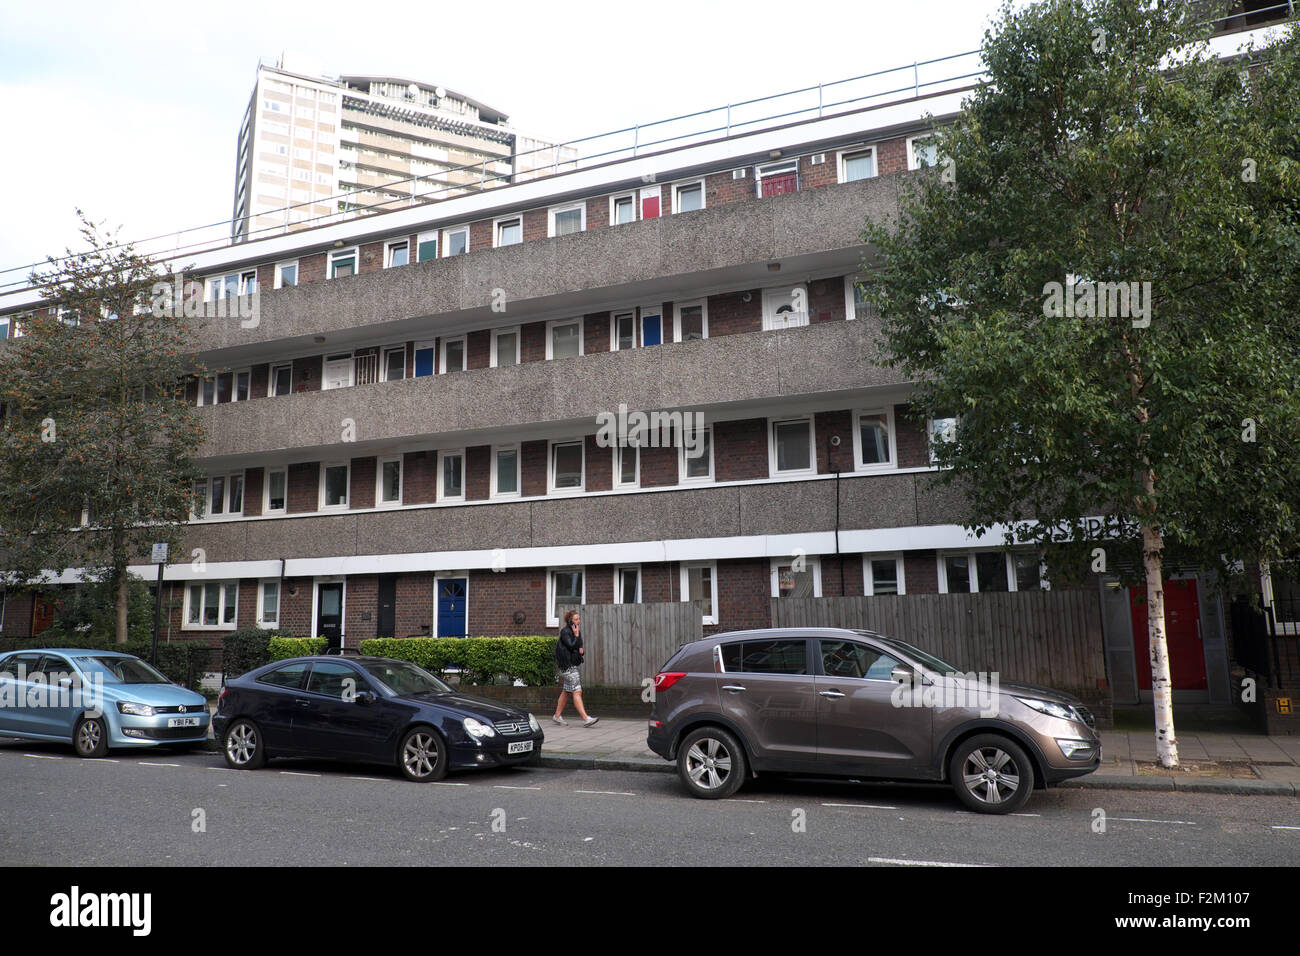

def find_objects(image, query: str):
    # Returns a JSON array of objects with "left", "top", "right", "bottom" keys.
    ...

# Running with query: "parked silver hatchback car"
[{"left": 647, "top": 627, "right": 1100, "bottom": 813}]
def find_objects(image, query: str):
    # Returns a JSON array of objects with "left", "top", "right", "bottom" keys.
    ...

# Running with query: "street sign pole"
[{"left": 150, "top": 543, "right": 168, "bottom": 667}]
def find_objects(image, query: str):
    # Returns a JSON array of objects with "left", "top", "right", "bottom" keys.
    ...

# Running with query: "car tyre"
[
  {"left": 949, "top": 734, "right": 1034, "bottom": 814},
  {"left": 398, "top": 726, "right": 448, "bottom": 782},
  {"left": 73, "top": 715, "right": 108, "bottom": 758},
  {"left": 677, "top": 726, "right": 746, "bottom": 799},
  {"left": 223, "top": 718, "right": 266, "bottom": 770}
]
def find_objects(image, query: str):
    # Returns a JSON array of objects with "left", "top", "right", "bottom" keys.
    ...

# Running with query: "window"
[
  {"left": 257, "top": 581, "right": 280, "bottom": 627},
  {"left": 492, "top": 445, "right": 520, "bottom": 498},
  {"left": 438, "top": 450, "right": 464, "bottom": 500},
  {"left": 265, "top": 468, "right": 287, "bottom": 513},
  {"left": 771, "top": 417, "right": 814, "bottom": 476},
  {"left": 441, "top": 336, "right": 466, "bottom": 373},
  {"left": 443, "top": 225, "right": 469, "bottom": 257},
  {"left": 1012, "top": 552, "right": 1045, "bottom": 591},
  {"left": 614, "top": 566, "right": 640, "bottom": 604},
  {"left": 640, "top": 185, "right": 662, "bottom": 220},
  {"left": 928, "top": 413, "right": 958, "bottom": 463},
  {"left": 640, "top": 305, "right": 664, "bottom": 347},
  {"left": 548, "top": 568, "right": 585, "bottom": 628},
  {"left": 494, "top": 216, "right": 522, "bottom": 247},
  {"left": 908, "top": 134, "right": 941, "bottom": 171},
  {"left": 0, "top": 315, "right": 10, "bottom": 340},
  {"left": 939, "top": 551, "right": 1018, "bottom": 593},
  {"left": 323, "top": 352, "right": 354, "bottom": 390},
  {"left": 329, "top": 248, "right": 357, "bottom": 279},
  {"left": 837, "top": 146, "right": 876, "bottom": 183},
  {"left": 547, "top": 319, "right": 582, "bottom": 360},
  {"left": 762, "top": 285, "right": 809, "bottom": 330},
  {"left": 270, "top": 363, "right": 293, "bottom": 396},
  {"left": 385, "top": 240, "right": 409, "bottom": 268},
  {"left": 274, "top": 261, "right": 298, "bottom": 289},
  {"left": 680, "top": 424, "right": 713, "bottom": 482},
  {"left": 258, "top": 661, "right": 308, "bottom": 690},
  {"left": 820, "top": 640, "right": 900, "bottom": 681},
  {"left": 680, "top": 563, "right": 717, "bottom": 625},
  {"left": 844, "top": 275, "right": 873, "bottom": 321},
  {"left": 206, "top": 270, "right": 257, "bottom": 301},
  {"left": 320, "top": 463, "right": 350, "bottom": 509},
  {"left": 756, "top": 160, "right": 798, "bottom": 197},
  {"left": 378, "top": 458, "right": 402, "bottom": 505},
  {"left": 233, "top": 370, "right": 251, "bottom": 402},
  {"left": 186, "top": 581, "right": 238, "bottom": 629},
  {"left": 674, "top": 300, "right": 707, "bottom": 342},
  {"left": 416, "top": 230, "right": 438, "bottom": 262},
  {"left": 548, "top": 203, "right": 585, "bottom": 237},
  {"left": 615, "top": 444, "right": 638, "bottom": 488},
  {"left": 864, "top": 555, "right": 905, "bottom": 596},
  {"left": 197, "top": 376, "right": 216, "bottom": 406},
  {"left": 491, "top": 328, "right": 520, "bottom": 367},
  {"left": 771, "top": 557, "right": 820, "bottom": 598},
  {"left": 610, "top": 193, "right": 636, "bottom": 225},
  {"left": 413, "top": 340, "right": 435, "bottom": 377},
  {"left": 194, "top": 473, "right": 244, "bottom": 519},
  {"left": 307, "top": 661, "right": 367, "bottom": 699},
  {"left": 673, "top": 180, "right": 704, "bottom": 213},
  {"left": 550, "top": 440, "right": 584, "bottom": 493},
  {"left": 381, "top": 346, "right": 406, "bottom": 381},
  {"left": 612, "top": 310, "right": 637, "bottom": 351},
  {"left": 853, "top": 408, "right": 895, "bottom": 470},
  {"left": 720, "top": 638, "right": 806, "bottom": 674}
]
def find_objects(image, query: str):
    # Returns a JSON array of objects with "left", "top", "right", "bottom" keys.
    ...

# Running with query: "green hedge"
[
  {"left": 359, "top": 636, "right": 557, "bottom": 686},
  {"left": 220, "top": 627, "right": 293, "bottom": 679},
  {"left": 268, "top": 636, "right": 329, "bottom": 660},
  {"left": 0, "top": 634, "right": 211, "bottom": 691}
]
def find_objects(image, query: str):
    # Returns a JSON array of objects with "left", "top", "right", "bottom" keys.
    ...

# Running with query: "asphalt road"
[{"left": 2, "top": 738, "right": 1297, "bottom": 867}]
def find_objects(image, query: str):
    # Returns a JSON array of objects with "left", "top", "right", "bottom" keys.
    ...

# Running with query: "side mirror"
[
  {"left": 354, "top": 691, "right": 376, "bottom": 706},
  {"left": 890, "top": 665, "right": 915, "bottom": 685}
]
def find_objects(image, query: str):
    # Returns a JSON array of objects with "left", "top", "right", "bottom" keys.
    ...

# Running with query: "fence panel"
[{"left": 572, "top": 601, "right": 705, "bottom": 686}]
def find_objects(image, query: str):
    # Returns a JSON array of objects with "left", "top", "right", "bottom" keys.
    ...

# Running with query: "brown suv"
[{"left": 647, "top": 627, "right": 1100, "bottom": 813}]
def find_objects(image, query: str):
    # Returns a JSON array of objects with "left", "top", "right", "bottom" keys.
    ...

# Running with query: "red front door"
[
  {"left": 31, "top": 597, "right": 56, "bottom": 635},
  {"left": 1129, "top": 578, "right": 1207, "bottom": 691}
]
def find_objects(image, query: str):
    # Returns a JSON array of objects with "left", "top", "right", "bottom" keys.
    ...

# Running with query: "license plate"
[
  {"left": 168, "top": 717, "right": 201, "bottom": 728},
  {"left": 507, "top": 740, "right": 534, "bottom": 754}
]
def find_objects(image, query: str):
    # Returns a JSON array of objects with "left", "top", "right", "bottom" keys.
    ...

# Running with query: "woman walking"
[{"left": 553, "top": 609, "right": 598, "bottom": 726}]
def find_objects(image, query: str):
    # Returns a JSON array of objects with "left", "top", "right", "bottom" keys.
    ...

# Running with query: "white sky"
[{"left": 0, "top": 0, "right": 1010, "bottom": 279}]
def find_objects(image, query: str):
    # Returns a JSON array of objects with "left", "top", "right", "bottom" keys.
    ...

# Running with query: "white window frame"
[
  {"left": 762, "top": 284, "right": 809, "bottom": 330},
  {"left": 937, "top": 550, "right": 1021, "bottom": 594},
  {"left": 851, "top": 407, "right": 898, "bottom": 472},
  {"left": 609, "top": 192, "right": 637, "bottom": 225},
  {"left": 613, "top": 566, "right": 642, "bottom": 605},
  {"left": 232, "top": 368, "right": 252, "bottom": 403},
  {"left": 491, "top": 326, "right": 521, "bottom": 367},
  {"left": 437, "top": 449, "right": 466, "bottom": 501},
  {"left": 194, "top": 472, "right": 245, "bottom": 520},
  {"left": 547, "top": 202, "right": 586, "bottom": 237},
  {"left": 264, "top": 467, "right": 288, "bottom": 514},
  {"left": 548, "top": 438, "right": 585, "bottom": 494},
  {"left": 384, "top": 239, "right": 410, "bottom": 269},
  {"left": 493, "top": 214, "right": 523, "bottom": 248},
  {"left": 380, "top": 345, "right": 407, "bottom": 382},
  {"left": 545, "top": 318, "right": 583, "bottom": 360},
  {"left": 196, "top": 375, "right": 216, "bottom": 407},
  {"left": 1263, "top": 563, "right": 1300, "bottom": 632},
  {"left": 610, "top": 309, "right": 638, "bottom": 351},
  {"left": 440, "top": 335, "right": 467, "bottom": 373},
  {"left": 490, "top": 444, "right": 521, "bottom": 499},
  {"left": 673, "top": 299, "right": 709, "bottom": 342},
  {"left": 415, "top": 230, "right": 439, "bottom": 262},
  {"left": 319, "top": 461, "right": 351, "bottom": 511},
  {"left": 863, "top": 554, "right": 906, "bottom": 596},
  {"left": 836, "top": 144, "right": 877, "bottom": 183},
  {"left": 614, "top": 443, "right": 639, "bottom": 489},
  {"left": 928, "top": 414, "right": 959, "bottom": 464},
  {"left": 376, "top": 456, "right": 403, "bottom": 507},
  {"left": 547, "top": 567, "right": 586, "bottom": 629},
  {"left": 205, "top": 270, "right": 257, "bottom": 302},
  {"left": 273, "top": 260, "right": 299, "bottom": 289},
  {"left": 322, "top": 352, "right": 355, "bottom": 390},
  {"left": 256, "top": 579, "right": 281, "bottom": 628},
  {"left": 270, "top": 362, "right": 293, "bottom": 397},
  {"left": 679, "top": 562, "right": 719, "bottom": 626},
  {"left": 185, "top": 580, "right": 239, "bottom": 630},
  {"left": 639, "top": 303, "right": 666, "bottom": 347},
  {"left": 442, "top": 224, "right": 470, "bottom": 257},
  {"left": 907, "top": 134, "right": 940, "bottom": 171},
  {"left": 754, "top": 159, "right": 799, "bottom": 197},
  {"left": 770, "top": 556, "right": 822, "bottom": 598},
  {"left": 328, "top": 247, "right": 358, "bottom": 279},
  {"left": 679, "top": 423, "right": 714, "bottom": 483},
  {"left": 769, "top": 416, "right": 817, "bottom": 477},
  {"left": 672, "top": 179, "right": 706, "bottom": 214},
  {"left": 844, "top": 274, "right": 871, "bottom": 321}
]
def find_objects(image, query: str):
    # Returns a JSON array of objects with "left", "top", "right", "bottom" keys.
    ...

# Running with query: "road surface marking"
[
  {"left": 344, "top": 776, "right": 392, "bottom": 782},
  {"left": 731, "top": 799, "right": 768, "bottom": 804},
  {"left": 574, "top": 789, "right": 634, "bottom": 795},
  {"left": 822, "top": 802, "right": 897, "bottom": 810},
  {"left": 431, "top": 781, "right": 468, "bottom": 786},
  {"left": 1271, "top": 825, "right": 1300, "bottom": 830},
  {"left": 25, "top": 754, "right": 62, "bottom": 759},
  {"left": 279, "top": 770, "right": 320, "bottom": 777},
  {"left": 495, "top": 785, "right": 542, "bottom": 790},
  {"left": 869, "top": 856, "right": 991, "bottom": 867},
  {"left": 1113, "top": 817, "right": 1197, "bottom": 825},
  {"left": 138, "top": 761, "right": 180, "bottom": 767}
]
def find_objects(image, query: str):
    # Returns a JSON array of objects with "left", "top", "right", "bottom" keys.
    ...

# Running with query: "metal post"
[
  {"left": 151, "top": 562, "right": 164, "bottom": 667},
  {"left": 726, "top": 105, "right": 731, "bottom": 137},
  {"left": 913, "top": 62, "right": 920, "bottom": 98},
  {"left": 633, "top": 124, "right": 639, "bottom": 157},
  {"left": 818, "top": 83, "right": 823, "bottom": 117}
]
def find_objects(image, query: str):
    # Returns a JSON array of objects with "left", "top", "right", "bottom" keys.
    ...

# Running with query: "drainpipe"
[
  {"left": 827, "top": 433, "right": 843, "bottom": 594},
  {"left": 278, "top": 557, "right": 286, "bottom": 635}
]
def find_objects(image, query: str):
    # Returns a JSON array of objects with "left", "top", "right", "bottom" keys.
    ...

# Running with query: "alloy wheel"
[
  {"left": 962, "top": 746, "right": 1020, "bottom": 804},
  {"left": 685, "top": 736, "right": 733, "bottom": 791},
  {"left": 227, "top": 723, "right": 258, "bottom": 766},
  {"left": 77, "top": 720, "right": 102, "bottom": 755},
  {"left": 402, "top": 732, "right": 440, "bottom": 779}
]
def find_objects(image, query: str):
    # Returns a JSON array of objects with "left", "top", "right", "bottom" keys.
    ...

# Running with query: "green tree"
[
  {"left": 864, "top": 0, "right": 1300, "bottom": 766},
  {"left": 0, "top": 212, "right": 205, "bottom": 644}
]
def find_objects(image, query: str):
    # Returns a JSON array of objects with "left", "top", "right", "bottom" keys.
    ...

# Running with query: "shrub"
[
  {"left": 268, "top": 636, "right": 328, "bottom": 660},
  {"left": 221, "top": 627, "right": 289, "bottom": 679},
  {"left": 359, "top": 636, "right": 557, "bottom": 686}
]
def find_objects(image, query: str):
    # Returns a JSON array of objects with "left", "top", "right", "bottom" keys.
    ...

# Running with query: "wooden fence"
[
  {"left": 569, "top": 601, "right": 706, "bottom": 686},
  {"left": 769, "top": 591, "right": 1106, "bottom": 695}
]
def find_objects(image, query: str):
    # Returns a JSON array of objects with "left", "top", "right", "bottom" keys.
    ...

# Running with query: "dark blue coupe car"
[{"left": 213, "top": 656, "right": 544, "bottom": 781}]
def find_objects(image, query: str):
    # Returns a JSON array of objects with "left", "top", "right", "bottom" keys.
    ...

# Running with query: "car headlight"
[
  {"left": 527, "top": 713, "right": 541, "bottom": 733},
  {"left": 1015, "top": 697, "right": 1079, "bottom": 723},
  {"left": 463, "top": 717, "right": 496, "bottom": 738},
  {"left": 117, "top": 701, "right": 155, "bottom": 717}
]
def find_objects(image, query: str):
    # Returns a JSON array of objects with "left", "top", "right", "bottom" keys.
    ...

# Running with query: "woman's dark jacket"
[{"left": 555, "top": 625, "right": 584, "bottom": 669}]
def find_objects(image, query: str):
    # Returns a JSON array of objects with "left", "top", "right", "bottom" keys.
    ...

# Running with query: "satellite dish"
[
  {"left": 407, "top": 82, "right": 419, "bottom": 95},
  {"left": 435, "top": 86, "right": 446, "bottom": 99}
]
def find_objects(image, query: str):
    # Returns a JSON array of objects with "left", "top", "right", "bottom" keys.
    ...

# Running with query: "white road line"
[
  {"left": 138, "top": 762, "right": 180, "bottom": 767},
  {"left": 1113, "top": 817, "right": 1198, "bottom": 826},
  {"left": 869, "top": 856, "right": 991, "bottom": 868},
  {"left": 574, "top": 789, "right": 634, "bottom": 796},
  {"left": 731, "top": 798, "right": 769, "bottom": 804},
  {"left": 431, "top": 781, "right": 468, "bottom": 786},
  {"left": 822, "top": 802, "right": 897, "bottom": 810},
  {"left": 1270, "top": 825, "right": 1300, "bottom": 830},
  {"left": 494, "top": 785, "right": 542, "bottom": 790},
  {"left": 25, "top": 754, "right": 62, "bottom": 760},
  {"left": 279, "top": 770, "right": 320, "bottom": 777},
  {"left": 206, "top": 766, "right": 239, "bottom": 772},
  {"left": 344, "top": 776, "right": 392, "bottom": 782}
]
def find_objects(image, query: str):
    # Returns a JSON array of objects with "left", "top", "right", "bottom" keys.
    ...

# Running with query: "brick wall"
[
  {"left": 586, "top": 196, "right": 609, "bottom": 229},
  {"left": 403, "top": 450, "right": 436, "bottom": 504},
  {"left": 808, "top": 275, "right": 847, "bottom": 323},
  {"left": 584, "top": 311, "right": 610, "bottom": 354},
  {"left": 639, "top": 442, "right": 679, "bottom": 487},
  {"left": 359, "top": 241, "right": 383, "bottom": 274},
  {"left": 820, "top": 556, "right": 866, "bottom": 597},
  {"left": 466, "top": 567, "right": 545, "bottom": 635},
  {"left": 521, "top": 439, "right": 548, "bottom": 496},
  {"left": 706, "top": 168, "right": 751, "bottom": 206},
  {"left": 344, "top": 575, "right": 378, "bottom": 646},
  {"left": 287, "top": 462, "right": 320, "bottom": 513},
  {"left": 395, "top": 572, "right": 434, "bottom": 637},
  {"left": 470, "top": 219, "right": 492, "bottom": 252},
  {"left": 350, "top": 456, "right": 376, "bottom": 510},
  {"left": 299, "top": 253, "right": 326, "bottom": 284},
  {"left": 800, "top": 152, "right": 838, "bottom": 189},
  {"left": 523, "top": 209, "right": 548, "bottom": 243},
  {"left": 714, "top": 418, "right": 768, "bottom": 481},
  {"left": 292, "top": 354, "right": 321, "bottom": 393},
  {"left": 467, "top": 329, "right": 491, "bottom": 369},
  {"left": 905, "top": 551, "right": 939, "bottom": 593},
  {"left": 707, "top": 289, "right": 762, "bottom": 336},
  {"left": 244, "top": 467, "right": 264, "bottom": 517},
  {"left": 895, "top": 403, "right": 930, "bottom": 468},
  {"left": 711, "top": 559, "right": 771, "bottom": 635},
  {"left": 585, "top": 435, "right": 612, "bottom": 492},
  {"left": 250, "top": 363, "right": 269, "bottom": 399},
  {"left": 815, "top": 410, "right": 854, "bottom": 474},
  {"left": 466, "top": 445, "right": 491, "bottom": 501},
  {"left": 520, "top": 321, "right": 546, "bottom": 363},
  {"left": 878, "top": 136, "right": 909, "bottom": 176}
]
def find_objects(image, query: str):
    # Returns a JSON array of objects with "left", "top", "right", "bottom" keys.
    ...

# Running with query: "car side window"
[
  {"left": 258, "top": 662, "right": 310, "bottom": 690},
  {"left": 820, "top": 640, "right": 900, "bottom": 680},
  {"left": 306, "top": 662, "right": 368, "bottom": 699},
  {"left": 5, "top": 654, "right": 42, "bottom": 679},
  {"left": 721, "top": 639, "right": 807, "bottom": 675},
  {"left": 37, "top": 656, "right": 78, "bottom": 684}
]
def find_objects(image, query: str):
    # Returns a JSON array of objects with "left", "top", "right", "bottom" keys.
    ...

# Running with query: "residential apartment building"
[{"left": 231, "top": 57, "right": 575, "bottom": 241}]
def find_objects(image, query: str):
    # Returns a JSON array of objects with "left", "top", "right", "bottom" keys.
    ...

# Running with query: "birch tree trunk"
[
  {"left": 115, "top": 569, "right": 129, "bottom": 645},
  {"left": 1142, "top": 500, "right": 1179, "bottom": 768}
]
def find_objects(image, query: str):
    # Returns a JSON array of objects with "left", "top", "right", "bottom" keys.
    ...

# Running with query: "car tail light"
[
  {"left": 218, "top": 687, "right": 228, "bottom": 706},
  {"left": 654, "top": 672, "right": 686, "bottom": 692}
]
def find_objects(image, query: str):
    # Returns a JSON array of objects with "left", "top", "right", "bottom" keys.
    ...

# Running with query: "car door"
[
  {"left": 716, "top": 637, "right": 818, "bottom": 771},
  {"left": 292, "top": 661, "right": 380, "bottom": 759},
  {"left": 0, "top": 654, "right": 44, "bottom": 736},
  {"left": 249, "top": 661, "right": 312, "bottom": 753},
  {"left": 31, "top": 654, "right": 83, "bottom": 739},
  {"left": 814, "top": 638, "right": 932, "bottom": 776}
]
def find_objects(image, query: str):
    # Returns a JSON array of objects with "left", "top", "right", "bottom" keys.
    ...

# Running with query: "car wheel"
[
  {"left": 398, "top": 726, "right": 448, "bottom": 782},
  {"left": 677, "top": 727, "right": 746, "bottom": 799},
  {"left": 223, "top": 719, "right": 266, "bottom": 770},
  {"left": 73, "top": 716, "right": 108, "bottom": 758},
  {"left": 949, "top": 734, "right": 1034, "bottom": 814}
]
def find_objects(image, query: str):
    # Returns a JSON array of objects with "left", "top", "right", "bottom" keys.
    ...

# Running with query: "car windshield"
[
  {"left": 359, "top": 660, "right": 452, "bottom": 697},
  {"left": 77, "top": 656, "right": 171, "bottom": 685},
  {"left": 855, "top": 632, "right": 962, "bottom": 675}
]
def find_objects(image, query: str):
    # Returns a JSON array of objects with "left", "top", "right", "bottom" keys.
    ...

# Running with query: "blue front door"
[{"left": 437, "top": 579, "right": 467, "bottom": 638}]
